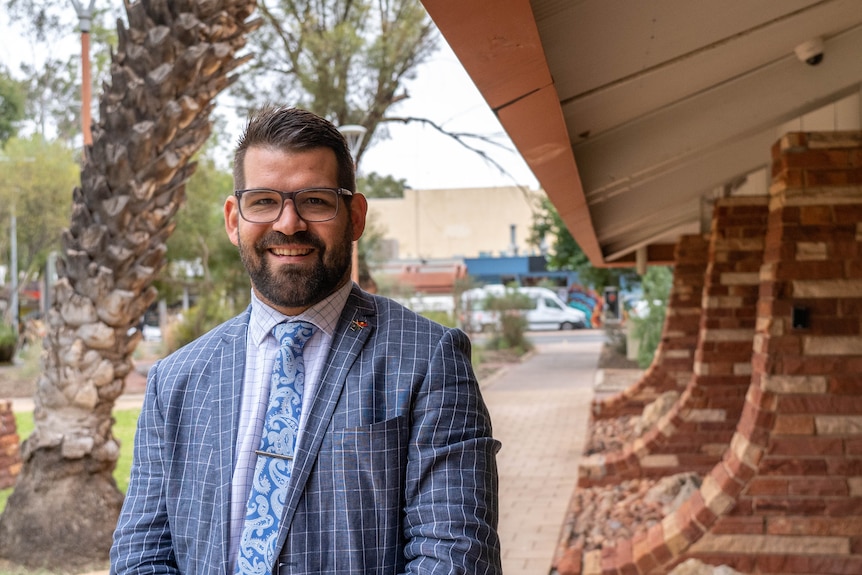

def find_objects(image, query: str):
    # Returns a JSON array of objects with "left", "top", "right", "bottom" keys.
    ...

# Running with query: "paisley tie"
[{"left": 235, "top": 321, "right": 315, "bottom": 575}]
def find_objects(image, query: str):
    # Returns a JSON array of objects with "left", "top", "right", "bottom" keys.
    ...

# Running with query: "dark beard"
[{"left": 238, "top": 226, "right": 353, "bottom": 311}]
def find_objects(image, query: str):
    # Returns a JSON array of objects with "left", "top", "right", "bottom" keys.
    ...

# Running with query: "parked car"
[{"left": 460, "top": 285, "right": 587, "bottom": 332}]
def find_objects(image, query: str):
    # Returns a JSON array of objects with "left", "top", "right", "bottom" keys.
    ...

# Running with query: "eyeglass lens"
[{"left": 239, "top": 189, "right": 340, "bottom": 223}]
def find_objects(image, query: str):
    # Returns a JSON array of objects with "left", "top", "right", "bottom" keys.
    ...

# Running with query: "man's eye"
[{"left": 249, "top": 195, "right": 278, "bottom": 206}]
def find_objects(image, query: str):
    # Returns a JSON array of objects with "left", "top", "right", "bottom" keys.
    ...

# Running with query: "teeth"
[{"left": 271, "top": 247, "right": 311, "bottom": 256}]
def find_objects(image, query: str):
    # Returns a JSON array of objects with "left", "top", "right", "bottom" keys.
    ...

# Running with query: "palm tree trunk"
[{"left": 0, "top": 1, "right": 259, "bottom": 570}]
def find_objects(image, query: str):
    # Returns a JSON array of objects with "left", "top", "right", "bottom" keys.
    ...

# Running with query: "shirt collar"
[{"left": 249, "top": 281, "right": 353, "bottom": 346}]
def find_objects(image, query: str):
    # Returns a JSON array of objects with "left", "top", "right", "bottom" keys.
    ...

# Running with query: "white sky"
[
  {"left": 1, "top": 10, "right": 539, "bottom": 191},
  {"left": 359, "top": 38, "right": 539, "bottom": 190}
]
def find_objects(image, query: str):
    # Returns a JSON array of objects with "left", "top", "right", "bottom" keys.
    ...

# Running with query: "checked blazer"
[{"left": 110, "top": 286, "right": 502, "bottom": 574}]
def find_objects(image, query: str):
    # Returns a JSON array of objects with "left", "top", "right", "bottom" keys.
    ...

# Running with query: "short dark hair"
[{"left": 233, "top": 106, "right": 356, "bottom": 193}]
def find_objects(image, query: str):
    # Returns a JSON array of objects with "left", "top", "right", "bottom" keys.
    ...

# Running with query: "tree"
[
  {"left": 0, "top": 1, "right": 260, "bottom": 569},
  {"left": 2, "top": 0, "right": 120, "bottom": 143},
  {"left": 0, "top": 67, "right": 26, "bottom": 144},
  {"left": 359, "top": 171, "right": 408, "bottom": 198},
  {"left": 530, "top": 195, "right": 640, "bottom": 291},
  {"left": 159, "top": 150, "right": 242, "bottom": 301},
  {"left": 0, "top": 136, "right": 77, "bottom": 286},
  {"left": 157, "top": 147, "right": 249, "bottom": 350},
  {"left": 231, "top": 0, "right": 438, "bottom": 165},
  {"left": 629, "top": 265, "right": 672, "bottom": 368}
]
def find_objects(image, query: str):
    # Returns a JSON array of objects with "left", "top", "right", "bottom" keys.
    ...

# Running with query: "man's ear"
[
  {"left": 224, "top": 196, "right": 240, "bottom": 246},
  {"left": 349, "top": 193, "right": 368, "bottom": 241}
]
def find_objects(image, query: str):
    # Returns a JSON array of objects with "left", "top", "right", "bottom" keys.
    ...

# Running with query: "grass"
[{"left": 0, "top": 408, "right": 141, "bottom": 515}]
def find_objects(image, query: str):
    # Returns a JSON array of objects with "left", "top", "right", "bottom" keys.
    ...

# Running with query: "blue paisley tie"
[{"left": 235, "top": 321, "right": 315, "bottom": 575}]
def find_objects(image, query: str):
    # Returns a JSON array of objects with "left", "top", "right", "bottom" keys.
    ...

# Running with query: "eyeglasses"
[{"left": 234, "top": 187, "right": 354, "bottom": 223}]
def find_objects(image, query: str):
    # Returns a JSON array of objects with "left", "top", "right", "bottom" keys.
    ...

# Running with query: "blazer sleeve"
[
  {"left": 110, "top": 361, "right": 179, "bottom": 575},
  {"left": 402, "top": 327, "right": 502, "bottom": 574}
]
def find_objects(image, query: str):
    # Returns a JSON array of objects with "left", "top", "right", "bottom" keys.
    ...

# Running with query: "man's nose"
[{"left": 271, "top": 200, "right": 308, "bottom": 234}]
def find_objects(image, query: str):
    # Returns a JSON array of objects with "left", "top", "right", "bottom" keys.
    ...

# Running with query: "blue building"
[{"left": 463, "top": 255, "right": 579, "bottom": 289}]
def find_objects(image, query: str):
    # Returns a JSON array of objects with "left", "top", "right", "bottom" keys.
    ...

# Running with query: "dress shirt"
[{"left": 228, "top": 281, "right": 352, "bottom": 568}]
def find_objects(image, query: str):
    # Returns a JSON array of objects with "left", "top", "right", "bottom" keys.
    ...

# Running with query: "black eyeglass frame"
[{"left": 233, "top": 187, "right": 355, "bottom": 223}]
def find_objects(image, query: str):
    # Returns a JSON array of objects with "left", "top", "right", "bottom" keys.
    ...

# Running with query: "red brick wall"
[
  {"left": 592, "top": 234, "right": 710, "bottom": 419},
  {"left": 579, "top": 198, "right": 767, "bottom": 486},
  {"left": 565, "top": 131, "right": 862, "bottom": 575}
]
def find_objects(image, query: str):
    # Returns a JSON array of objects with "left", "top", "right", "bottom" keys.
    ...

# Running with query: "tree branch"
[{"left": 382, "top": 114, "right": 535, "bottom": 203}]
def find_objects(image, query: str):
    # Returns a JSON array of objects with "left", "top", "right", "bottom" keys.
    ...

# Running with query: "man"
[{"left": 110, "top": 106, "right": 502, "bottom": 574}]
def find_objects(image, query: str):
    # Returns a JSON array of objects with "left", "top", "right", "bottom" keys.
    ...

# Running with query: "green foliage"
[
  {"left": 0, "top": 135, "right": 77, "bottom": 284},
  {"left": 0, "top": 320, "right": 18, "bottom": 346},
  {"left": 483, "top": 290, "right": 533, "bottom": 353},
  {"left": 0, "top": 68, "right": 25, "bottom": 145},
  {"left": 233, "top": 0, "right": 438, "bottom": 165},
  {"left": 628, "top": 266, "right": 673, "bottom": 368},
  {"left": 158, "top": 152, "right": 245, "bottom": 306},
  {"left": 529, "top": 196, "right": 640, "bottom": 291},
  {"left": 420, "top": 310, "right": 455, "bottom": 327},
  {"left": 359, "top": 172, "right": 407, "bottom": 198},
  {"left": 4, "top": 1, "right": 120, "bottom": 142},
  {"left": 169, "top": 292, "right": 241, "bottom": 353}
]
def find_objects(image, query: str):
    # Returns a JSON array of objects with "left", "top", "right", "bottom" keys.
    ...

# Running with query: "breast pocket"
[
  {"left": 329, "top": 415, "right": 409, "bottom": 571},
  {"left": 333, "top": 415, "right": 408, "bottom": 505}
]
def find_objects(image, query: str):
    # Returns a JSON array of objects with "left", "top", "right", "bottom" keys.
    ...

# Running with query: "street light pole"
[
  {"left": 9, "top": 210, "right": 17, "bottom": 335},
  {"left": 338, "top": 124, "right": 368, "bottom": 286},
  {"left": 71, "top": 0, "right": 96, "bottom": 146}
]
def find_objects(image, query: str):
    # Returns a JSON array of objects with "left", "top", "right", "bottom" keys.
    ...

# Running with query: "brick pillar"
[
  {"left": 0, "top": 400, "right": 21, "bottom": 489},
  {"left": 592, "top": 234, "right": 710, "bottom": 419},
  {"left": 560, "top": 131, "right": 862, "bottom": 575},
  {"left": 579, "top": 197, "right": 767, "bottom": 486}
]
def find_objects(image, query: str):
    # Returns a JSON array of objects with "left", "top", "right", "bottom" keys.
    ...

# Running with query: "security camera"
[{"left": 795, "top": 38, "right": 824, "bottom": 66}]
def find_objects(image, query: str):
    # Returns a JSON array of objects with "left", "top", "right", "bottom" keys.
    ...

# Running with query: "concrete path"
[{"left": 481, "top": 331, "right": 606, "bottom": 575}]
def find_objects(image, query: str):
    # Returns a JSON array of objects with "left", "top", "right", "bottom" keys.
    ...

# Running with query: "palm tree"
[{"left": 0, "top": 0, "right": 259, "bottom": 569}]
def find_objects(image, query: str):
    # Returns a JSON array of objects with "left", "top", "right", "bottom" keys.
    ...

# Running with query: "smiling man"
[{"left": 110, "top": 106, "right": 502, "bottom": 575}]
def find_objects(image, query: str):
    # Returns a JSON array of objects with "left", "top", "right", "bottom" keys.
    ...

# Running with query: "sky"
[
  {"left": 357, "top": 38, "right": 539, "bottom": 190},
  {"left": 0, "top": 9, "right": 539, "bottom": 191}
]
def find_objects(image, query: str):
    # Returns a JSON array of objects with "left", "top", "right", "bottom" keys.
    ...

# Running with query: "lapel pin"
[{"left": 350, "top": 319, "right": 368, "bottom": 331}]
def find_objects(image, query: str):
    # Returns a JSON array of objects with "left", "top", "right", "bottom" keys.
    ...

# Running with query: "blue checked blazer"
[{"left": 110, "top": 286, "right": 502, "bottom": 574}]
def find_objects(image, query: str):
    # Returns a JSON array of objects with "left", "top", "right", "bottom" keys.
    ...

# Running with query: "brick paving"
[{"left": 480, "top": 331, "right": 628, "bottom": 575}]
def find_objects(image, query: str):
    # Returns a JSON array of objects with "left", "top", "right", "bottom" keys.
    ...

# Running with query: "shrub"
[
  {"left": 169, "top": 293, "right": 239, "bottom": 352},
  {"left": 483, "top": 289, "right": 533, "bottom": 354}
]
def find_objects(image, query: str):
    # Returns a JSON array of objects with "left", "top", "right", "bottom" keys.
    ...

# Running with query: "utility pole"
[
  {"left": 71, "top": 0, "right": 96, "bottom": 146},
  {"left": 9, "top": 210, "right": 17, "bottom": 334}
]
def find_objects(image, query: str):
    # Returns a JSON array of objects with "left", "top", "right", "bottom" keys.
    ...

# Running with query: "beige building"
[{"left": 366, "top": 186, "right": 546, "bottom": 261}]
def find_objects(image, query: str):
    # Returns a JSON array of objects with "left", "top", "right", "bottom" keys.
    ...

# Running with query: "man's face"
[{"left": 224, "top": 146, "right": 367, "bottom": 315}]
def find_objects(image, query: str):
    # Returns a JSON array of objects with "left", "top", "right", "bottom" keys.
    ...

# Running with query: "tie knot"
[{"left": 273, "top": 321, "right": 316, "bottom": 351}]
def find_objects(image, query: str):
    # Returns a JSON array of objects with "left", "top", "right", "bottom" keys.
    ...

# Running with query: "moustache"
[{"left": 257, "top": 230, "right": 325, "bottom": 252}]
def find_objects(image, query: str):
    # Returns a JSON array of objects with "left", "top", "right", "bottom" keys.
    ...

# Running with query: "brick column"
[
  {"left": 592, "top": 234, "right": 709, "bottom": 419},
  {"left": 558, "top": 131, "right": 862, "bottom": 575},
  {"left": 0, "top": 400, "right": 21, "bottom": 489},
  {"left": 579, "top": 197, "right": 767, "bottom": 486}
]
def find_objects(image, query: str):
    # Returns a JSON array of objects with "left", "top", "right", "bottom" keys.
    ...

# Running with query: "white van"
[{"left": 460, "top": 285, "right": 587, "bottom": 332}]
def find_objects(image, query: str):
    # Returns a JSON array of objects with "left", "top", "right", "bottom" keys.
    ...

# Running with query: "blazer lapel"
[
  {"left": 276, "top": 287, "right": 377, "bottom": 541},
  {"left": 211, "top": 313, "right": 250, "bottom": 572}
]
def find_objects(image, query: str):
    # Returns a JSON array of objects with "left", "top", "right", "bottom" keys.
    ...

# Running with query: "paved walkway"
[{"left": 481, "top": 331, "right": 608, "bottom": 575}]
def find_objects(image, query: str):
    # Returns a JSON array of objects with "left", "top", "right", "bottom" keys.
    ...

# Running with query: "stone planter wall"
[{"left": 0, "top": 400, "right": 21, "bottom": 490}]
